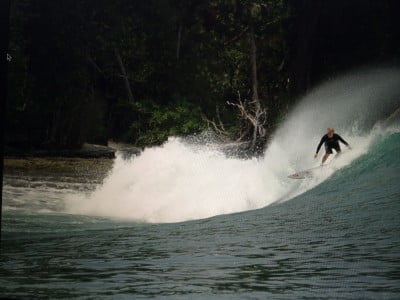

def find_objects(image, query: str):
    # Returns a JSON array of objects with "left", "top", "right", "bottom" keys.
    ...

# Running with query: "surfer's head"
[{"left": 327, "top": 128, "right": 335, "bottom": 137}]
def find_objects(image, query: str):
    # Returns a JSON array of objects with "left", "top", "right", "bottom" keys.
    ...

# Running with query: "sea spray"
[
  {"left": 66, "top": 139, "right": 279, "bottom": 222},
  {"left": 65, "top": 68, "right": 400, "bottom": 222}
]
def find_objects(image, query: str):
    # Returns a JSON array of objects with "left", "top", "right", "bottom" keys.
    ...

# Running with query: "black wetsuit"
[{"left": 316, "top": 133, "right": 349, "bottom": 154}]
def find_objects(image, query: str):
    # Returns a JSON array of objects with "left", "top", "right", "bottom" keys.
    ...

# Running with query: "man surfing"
[{"left": 314, "top": 128, "right": 350, "bottom": 165}]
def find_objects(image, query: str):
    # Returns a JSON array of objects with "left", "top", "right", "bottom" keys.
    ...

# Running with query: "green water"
[{"left": 1, "top": 133, "right": 400, "bottom": 299}]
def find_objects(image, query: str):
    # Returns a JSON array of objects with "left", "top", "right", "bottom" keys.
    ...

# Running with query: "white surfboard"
[{"left": 288, "top": 165, "right": 324, "bottom": 179}]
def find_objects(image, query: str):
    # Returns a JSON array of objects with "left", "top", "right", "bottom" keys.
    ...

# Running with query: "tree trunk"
[
  {"left": 250, "top": 25, "right": 260, "bottom": 110},
  {"left": 176, "top": 21, "right": 183, "bottom": 60},
  {"left": 249, "top": 24, "right": 265, "bottom": 151},
  {"left": 114, "top": 47, "right": 134, "bottom": 103}
]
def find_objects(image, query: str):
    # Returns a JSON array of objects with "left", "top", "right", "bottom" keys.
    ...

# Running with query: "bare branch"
[
  {"left": 201, "top": 112, "right": 230, "bottom": 141},
  {"left": 223, "top": 27, "right": 249, "bottom": 45},
  {"left": 114, "top": 47, "right": 134, "bottom": 103},
  {"left": 216, "top": 106, "right": 226, "bottom": 132},
  {"left": 87, "top": 53, "right": 106, "bottom": 77}
]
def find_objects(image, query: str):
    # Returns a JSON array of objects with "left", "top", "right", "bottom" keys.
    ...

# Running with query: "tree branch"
[{"left": 114, "top": 47, "right": 134, "bottom": 103}]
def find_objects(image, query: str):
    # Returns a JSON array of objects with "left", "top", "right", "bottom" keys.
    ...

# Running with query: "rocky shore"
[{"left": 4, "top": 142, "right": 142, "bottom": 159}]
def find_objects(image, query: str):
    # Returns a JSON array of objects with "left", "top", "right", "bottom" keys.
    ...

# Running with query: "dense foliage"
[{"left": 6, "top": 0, "right": 400, "bottom": 150}]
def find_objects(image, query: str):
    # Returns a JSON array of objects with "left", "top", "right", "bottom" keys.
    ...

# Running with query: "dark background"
[{"left": 5, "top": 0, "right": 400, "bottom": 150}]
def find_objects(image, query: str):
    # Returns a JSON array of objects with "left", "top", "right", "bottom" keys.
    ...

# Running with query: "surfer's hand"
[{"left": 314, "top": 153, "right": 318, "bottom": 159}]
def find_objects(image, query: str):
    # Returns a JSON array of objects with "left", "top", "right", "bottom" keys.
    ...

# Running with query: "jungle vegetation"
[{"left": 6, "top": 0, "right": 400, "bottom": 153}]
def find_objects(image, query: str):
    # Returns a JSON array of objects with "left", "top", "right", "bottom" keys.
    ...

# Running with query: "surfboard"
[{"left": 288, "top": 165, "right": 324, "bottom": 179}]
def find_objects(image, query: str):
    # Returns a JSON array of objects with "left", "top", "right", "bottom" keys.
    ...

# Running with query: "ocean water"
[{"left": 1, "top": 69, "right": 400, "bottom": 299}]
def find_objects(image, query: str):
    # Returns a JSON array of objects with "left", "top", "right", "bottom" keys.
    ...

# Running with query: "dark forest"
[{"left": 6, "top": 0, "right": 400, "bottom": 153}]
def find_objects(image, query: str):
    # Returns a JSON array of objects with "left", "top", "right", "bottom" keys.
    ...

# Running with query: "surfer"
[{"left": 314, "top": 128, "right": 350, "bottom": 165}]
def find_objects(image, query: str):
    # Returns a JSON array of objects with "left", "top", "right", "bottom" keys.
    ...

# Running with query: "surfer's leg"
[
  {"left": 334, "top": 144, "right": 341, "bottom": 158},
  {"left": 322, "top": 145, "right": 333, "bottom": 165},
  {"left": 322, "top": 153, "right": 330, "bottom": 165}
]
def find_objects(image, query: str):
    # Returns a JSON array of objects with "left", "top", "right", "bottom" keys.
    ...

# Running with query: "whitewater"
[{"left": 65, "top": 67, "right": 400, "bottom": 223}]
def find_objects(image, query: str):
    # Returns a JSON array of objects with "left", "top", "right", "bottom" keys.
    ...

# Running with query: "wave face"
[
  {"left": 292, "top": 130, "right": 400, "bottom": 220},
  {"left": 65, "top": 68, "right": 400, "bottom": 222}
]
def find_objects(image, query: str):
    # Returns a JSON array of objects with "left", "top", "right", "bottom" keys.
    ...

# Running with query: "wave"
[{"left": 65, "top": 68, "right": 400, "bottom": 223}]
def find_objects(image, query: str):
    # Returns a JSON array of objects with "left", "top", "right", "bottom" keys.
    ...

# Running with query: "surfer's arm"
[
  {"left": 315, "top": 135, "right": 326, "bottom": 154},
  {"left": 338, "top": 135, "right": 350, "bottom": 147}
]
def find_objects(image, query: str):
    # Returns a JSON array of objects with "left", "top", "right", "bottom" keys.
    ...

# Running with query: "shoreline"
[
  {"left": 3, "top": 142, "right": 142, "bottom": 160},
  {"left": 4, "top": 143, "right": 116, "bottom": 159},
  {"left": 3, "top": 156, "right": 115, "bottom": 174}
]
